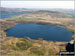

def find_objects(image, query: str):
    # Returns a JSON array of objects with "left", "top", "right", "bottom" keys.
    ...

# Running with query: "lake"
[
  {"left": 5, "top": 24, "right": 73, "bottom": 42},
  {"left": 0, "top": 11, "right": 32, "bottom": 19}
]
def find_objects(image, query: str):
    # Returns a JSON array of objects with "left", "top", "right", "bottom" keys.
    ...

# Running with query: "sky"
[{"left": 1, "top": 1, "right": 74, "bottom": 9}]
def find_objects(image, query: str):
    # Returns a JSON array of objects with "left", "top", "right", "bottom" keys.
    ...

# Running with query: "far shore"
[{"left": 0, "top": 19, "right": 75, "bottom": 34}]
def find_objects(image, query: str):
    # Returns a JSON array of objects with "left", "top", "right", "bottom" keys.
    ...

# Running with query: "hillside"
[
  {"left": 8, "top": 10, "right": 74, "bottom": 33},
  {"left": 0, "top": 7, "right": 34, "bottom": 19},
  {"left": 24, "top": 10, "right": 74, "bottom": 19},
  {"left": 0, "top": 20, "right": 75, "bottom": 55},
  {"left": 48, "top": 9, "right": 75, "bottom": 15},
  {"left": 0, "top": 7, "right": 33, "bottom": 15},
  {"left": 0, "top": 9, "right": 75, "bottom": 56},
  {"left": 12, "top": 10, "right": 75, "bottom": 25},
  {"left": 0, "top": 21, "right": 67, "bottom": 55}
]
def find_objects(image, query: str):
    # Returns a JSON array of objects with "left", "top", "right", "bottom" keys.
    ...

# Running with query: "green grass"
[
  {"left": 13, "top": 16, "right": 45, "bottom": 21},
  {"left": 16, "top": 38, "right": 32, "bottom": 50}
]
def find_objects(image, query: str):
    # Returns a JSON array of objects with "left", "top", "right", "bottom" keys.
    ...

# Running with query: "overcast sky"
[{"left": 1, "top": 1, "right": 74, "bottom": 9}]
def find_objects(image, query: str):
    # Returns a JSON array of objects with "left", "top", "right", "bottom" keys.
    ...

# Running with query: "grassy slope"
[
  {"left": 0, "top": 10, "right": 75, "bottom": 56},
  {"left": 0, "top": 19, "right": 67, "bottom": 56}
]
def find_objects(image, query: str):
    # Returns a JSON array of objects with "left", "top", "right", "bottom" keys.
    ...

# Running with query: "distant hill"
[
  {"left": 49, "top": 9, "right": 75, "bottom": 15},
  {"left": 0, "top": 7, "right": 34, "bottom": 19},
  {"left": 32, "top": 8, "right": 75, "bottom": 15},
  {"left": 0, "top": 7, "right": 74, "bottom": 19},
  {"left": 0, "top": 7, "right": 33, "bottom": 15},
  {"left": 24, "top": 10, "right": 74, "bottom": 19}
]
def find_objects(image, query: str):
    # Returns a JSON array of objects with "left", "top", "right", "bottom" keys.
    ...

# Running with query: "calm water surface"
[{"left": 5, "top": 24, "right": 73, "bottom": 42}]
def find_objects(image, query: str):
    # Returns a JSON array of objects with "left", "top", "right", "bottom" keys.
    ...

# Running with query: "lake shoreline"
[
  {"left": 0, "top": 19, "right": 74, "bottom": 38},
  {"left": 3, "top": 19, "right": 75, "bottom": 33}
]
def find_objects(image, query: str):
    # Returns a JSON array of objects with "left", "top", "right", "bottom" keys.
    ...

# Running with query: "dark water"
[
  {"left": 0, "top": 11, "right": 32, "bottom": 19},
  {"left": 5, "top": 24, "right": 73, "bottom": 42}
]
